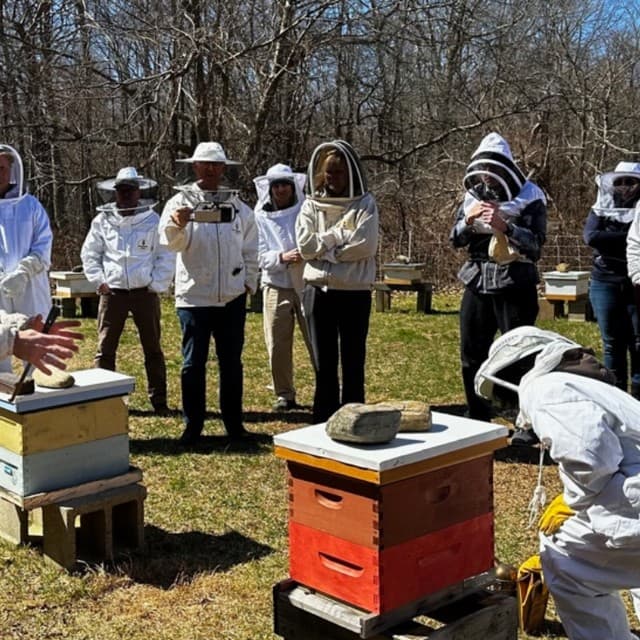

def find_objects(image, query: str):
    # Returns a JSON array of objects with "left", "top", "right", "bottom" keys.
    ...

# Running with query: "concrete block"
[
  {"left": 42, "top": 482, "right": 146, "bottom": 570},
  {"left": 0, "top": 496, "right": 27, "bottom": 544}
]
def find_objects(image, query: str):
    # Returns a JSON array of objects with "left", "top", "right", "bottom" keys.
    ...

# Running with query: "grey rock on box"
[{"left": 325, "top": 403, "right": 401, "bottom": 444}]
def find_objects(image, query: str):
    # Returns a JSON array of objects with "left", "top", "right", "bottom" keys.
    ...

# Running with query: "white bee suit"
[
  {"left": 518, "top": 356, "right": 640, "bottom": 640},
  {"left": 0, "top": 146, "right": 52, "bottom": 372}
]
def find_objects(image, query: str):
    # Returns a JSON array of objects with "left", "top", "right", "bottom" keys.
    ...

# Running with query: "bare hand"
[
  {"left": 478, "top": 202, "right": 508, "bottom": 233},
  {"left": 98, "top": 283, "right": 111, "bottom": 295},
  {"left": 170, "top": 207, "right": 192, "bottom": 229},
  {"left": 13, "top": 320, "right": 83, "bottom": 374},
  {"left": 464, "top": 201, "right": 485, "bottom": 225},
  {"left": 281, "top": 249, "right": 302, "bottom": 264}
]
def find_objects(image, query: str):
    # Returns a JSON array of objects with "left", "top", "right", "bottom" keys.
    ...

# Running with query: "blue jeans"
[
  {"left": 177, "top": 294, "right": 247, "bottom": 435},
  {"left": 589, "top": 278, "right": 640, "bottom": 390}
]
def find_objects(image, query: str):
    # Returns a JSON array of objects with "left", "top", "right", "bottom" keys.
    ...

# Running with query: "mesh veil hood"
[
  {"left": 463, "top": 132, "right": 526, "bottom": 202},
  {"left": 592, "top": 161, "right": 640, "bottom": 222},
  {"left": 306, "top": 140, "right": 367, "bottom": 198},
  {"left": 475, "top": 326, "right": 577, "bottom": 402},
  {"left": 0, "top": 144, "right": 26, "bottom": 202}
]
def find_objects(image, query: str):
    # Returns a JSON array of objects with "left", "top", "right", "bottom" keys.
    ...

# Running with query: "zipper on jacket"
[{"left": 216, "top": 224, "right": 222, "bottom": 304}]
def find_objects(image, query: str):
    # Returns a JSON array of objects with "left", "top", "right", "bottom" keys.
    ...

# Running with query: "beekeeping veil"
[
  {"left": 253, "top": 163, "right": 306, "bottom": 209},
  {"left": 95, "top": 167, "right": 158, "bottom": 212},
  {"left": 592, "top": 161, "right": 640, "bottom": 223},
  {"left": 172, "top": 142, "right": 240, "bottom": 206},
  {"left": 0, "top": 145, "right": 26, "bottom": 203},
  {"left": 463, "top": 133, "right": 526, "bottom": 204},
  {"left": 306, "top": 140, "right": 367, "bottom": 200},
  {"left": 475, "top": 326, "right": 578, "bottom": 421}
]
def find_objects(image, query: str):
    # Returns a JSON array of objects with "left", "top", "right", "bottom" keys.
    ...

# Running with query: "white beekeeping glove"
[{"left": 0, "top": 255, "right": 45, "bottom": 298}]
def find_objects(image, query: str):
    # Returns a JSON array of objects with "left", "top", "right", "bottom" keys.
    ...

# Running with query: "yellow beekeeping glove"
[
  {"left": 517, "top": 554, "right": 549, "bottom": 634},
  {"left": 538, "top": 493, "right": 575, "bottom": 535}
]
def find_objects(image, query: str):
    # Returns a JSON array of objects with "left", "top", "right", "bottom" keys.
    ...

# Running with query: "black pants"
[
  {"left": 310, "top": 288, "right": 371, "bottom": 423},
  {"left": 460, "top": 285, "right": 538, "bottom": 420}
]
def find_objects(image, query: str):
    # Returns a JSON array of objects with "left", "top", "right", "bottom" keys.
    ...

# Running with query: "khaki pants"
[
  {"left": 262, "top": 285, "right": 310, "bottom": 401},
  {"left": 96, "top": 288, "right": 167, "bottom": 408}
]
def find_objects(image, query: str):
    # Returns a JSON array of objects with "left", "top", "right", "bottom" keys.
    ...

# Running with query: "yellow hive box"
[{"left": 0, "top": 396, "right": 128, "bottom": 456}]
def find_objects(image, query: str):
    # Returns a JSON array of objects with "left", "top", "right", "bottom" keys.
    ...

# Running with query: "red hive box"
[{"left": 274, "top": 414, "right": 507, "bottom": 615}]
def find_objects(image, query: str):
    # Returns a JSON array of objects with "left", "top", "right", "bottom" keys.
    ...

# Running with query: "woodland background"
[{"left": 2, "top": 0, "right": 640, "bottom": 282}]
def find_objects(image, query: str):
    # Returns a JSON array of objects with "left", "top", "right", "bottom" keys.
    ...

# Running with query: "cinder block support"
[
  {"left": 0, "top": 498, "right": 28, "bottom": 545},
  {"left": 42, "top": 483, "right": 146, "bottom": 570},
  {"left": 42, "top": 504, "right": 77, "bottom": 569}
]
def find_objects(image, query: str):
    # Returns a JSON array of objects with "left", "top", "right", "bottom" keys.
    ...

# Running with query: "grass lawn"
[{"left": 0, "top": 292, "right": 621, "bottom": 639}]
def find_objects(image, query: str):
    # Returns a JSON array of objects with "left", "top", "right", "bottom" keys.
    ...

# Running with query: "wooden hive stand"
[
  {"left": 273, "top": 579, "right": 517, "bottom": 640},
  {"left": 373, "top": 280, "right": 433, "bottom": 314},
  {"left": 0, "top": 467, "right": 146, "bottom": 570}
]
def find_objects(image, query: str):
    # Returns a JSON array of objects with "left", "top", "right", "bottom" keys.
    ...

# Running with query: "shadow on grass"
[
  {"left": 494, "top": 444, "right": 555, "bottom": 465},
  {"left": 245, "top": 408, "right": 312, "bottom": 424},
  {"left": 129, "top": 408, "right": 313, "bottom": 424},
  {"left": 431, "top": 403, "right": 467, "bottom": 416},
  {"left": 129, "top": 433, "right": 274, "bottom": 456},
  {"left": 432, "top": 404, "right": 555, "bottom": 465},
  {"left": 117, "top": 527, "right": 273, "bottom": 588}
]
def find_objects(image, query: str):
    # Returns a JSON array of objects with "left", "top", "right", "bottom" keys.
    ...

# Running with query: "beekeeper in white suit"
[
  {"left": 0, "top": 145, "right": 53, "bottom": 371},
  {"left": 476, "top": 326, "right": 640, "bottom": 640},
  {"left": 253, "top": 163, "right": 311, "bottom": 411}
]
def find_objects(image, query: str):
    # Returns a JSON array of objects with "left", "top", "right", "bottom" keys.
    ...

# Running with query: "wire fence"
[{"left": 379, "top": 235, "right": 593, "bottom": 290}]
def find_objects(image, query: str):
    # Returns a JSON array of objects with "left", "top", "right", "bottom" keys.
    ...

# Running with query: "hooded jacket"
[
  {"left": 586, "top": 161, "right": 640, "bottom": 283},
  {"left": 0, "top": 145, "right": 52, "bottom": 317},
  {"left": 519, "top": 343, "right": 640, "bottom": 550},
  {"left": 254, "top": 164, "right": 306, "bottom": 292},
  {"left": 159, "top": 183, "right": 258, "bottom": 307},
  {"left": 450, "top": 133, "right": 546, "bottom": 293},
  {"left": 81, "top": 203, "right": 174, "bottom": 293},
  {"left": 296, "top": 141, "right": 378, "bottom": 290}
]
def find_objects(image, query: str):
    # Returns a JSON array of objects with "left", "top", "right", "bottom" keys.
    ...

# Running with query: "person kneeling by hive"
[{"left": 475, "top": 326, "right": 640, "bottom": 640}]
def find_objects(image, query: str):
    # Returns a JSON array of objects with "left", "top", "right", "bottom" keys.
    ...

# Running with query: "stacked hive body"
[
  {"left": 274, "top": 414, "right": 508, "bottom": 615},
  {"left": 0, "top": 369, "right": 146, "bottom": 569},
  {"left": 0, "top": 369, "right": 134, "bottom": 496}
]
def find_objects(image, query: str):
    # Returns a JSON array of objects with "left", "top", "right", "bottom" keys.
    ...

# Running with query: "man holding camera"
[{"left": 159, "top": 142, "right": 258, "bottom": 445}]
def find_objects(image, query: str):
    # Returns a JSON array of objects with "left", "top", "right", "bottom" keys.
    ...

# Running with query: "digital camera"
[{"left": 191, "top": 202, "right": 236, "bottom": 223}]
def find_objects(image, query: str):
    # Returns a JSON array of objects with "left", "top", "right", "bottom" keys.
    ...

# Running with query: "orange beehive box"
[
  {"left": 289, "top": 513, "right": 495, "bottom": 614},
  {"left": 274, "top": 415, "right": 508, "bottom": 615},
  {"left": 288, "top": 455, "right": 493, "bottom": 549}
]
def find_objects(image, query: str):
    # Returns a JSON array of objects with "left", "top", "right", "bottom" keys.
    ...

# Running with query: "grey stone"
[
  {"left": 382, "top": 400, "right": 432, "bottom": 432},
  {"left": 33, "top": 368, "right": 75, "bottom": 389},
  {"left": 325, "top": 403, "right": 401, "bottom": 444}
]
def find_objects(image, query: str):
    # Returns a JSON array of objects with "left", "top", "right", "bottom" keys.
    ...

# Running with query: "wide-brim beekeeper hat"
[{"left": 176, "top": 142, "right": 239, "bottom": 165}]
